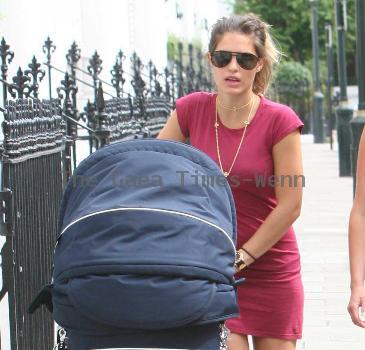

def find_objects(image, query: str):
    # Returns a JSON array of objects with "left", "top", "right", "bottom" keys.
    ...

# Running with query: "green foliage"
[
  {"left": 233, "top": 0, "right": 356, "bottom": 67},
  {"left": 267, "top": 61, "right": 313, "bottom": 132},
  {"left": 167, "top": 33, "right": 203, "bottom": 63},
  {"left": 303, "top": 58, "right": 328, "bottom": 90},
  {"left": 167, "top": 33, "right": 181, "bottom": 62},
  {"left": 275, "top": 61, "right": 313, "bottom": 88},
  {"left": 340, "top": 0, "right": 356, "bottom": 84}
]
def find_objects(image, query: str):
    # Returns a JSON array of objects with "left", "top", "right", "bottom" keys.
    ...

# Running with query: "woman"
[
  {"left": 347, "top": 128, "right": 365, "bottom": 329},
  {"left": 158, "top": 13, "right": 304, "bottom": 350}
]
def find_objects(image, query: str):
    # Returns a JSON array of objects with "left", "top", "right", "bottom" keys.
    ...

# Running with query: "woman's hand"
[{"left": 347, "top": 286, "right": 365, "bottom": 328}]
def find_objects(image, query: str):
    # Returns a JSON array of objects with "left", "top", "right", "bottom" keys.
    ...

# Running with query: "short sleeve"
[
  {"left": 175, "top": 92, "right": 201, "bottom": 138},
  {"left": 271, "top": 106, "right": 304, "bottom": 146}
]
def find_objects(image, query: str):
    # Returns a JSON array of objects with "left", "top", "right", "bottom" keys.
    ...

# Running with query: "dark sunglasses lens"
[
  {"left": 211, "top": 51, "right": 232, "bottom": 67},
  {"left": 237, "top": 53, "right": 258, "bottom": 70}
]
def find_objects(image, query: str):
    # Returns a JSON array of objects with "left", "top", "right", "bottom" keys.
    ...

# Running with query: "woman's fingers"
[{"left": 348, "top": 298, "right": 365, "bottom": 328}]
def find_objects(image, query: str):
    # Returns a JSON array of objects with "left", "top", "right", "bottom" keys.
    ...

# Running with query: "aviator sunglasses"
[{"left": 210, "top": 50, "right": 259, "bottom": 70}]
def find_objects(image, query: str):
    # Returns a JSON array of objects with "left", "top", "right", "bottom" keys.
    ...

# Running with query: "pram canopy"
[{"left": 53, "top": 139, "right": 239, "bottom": 333}]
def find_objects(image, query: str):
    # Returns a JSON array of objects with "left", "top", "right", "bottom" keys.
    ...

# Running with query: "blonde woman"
[{"left": 158, "top": 14, "right": 304, "bottom": 350}]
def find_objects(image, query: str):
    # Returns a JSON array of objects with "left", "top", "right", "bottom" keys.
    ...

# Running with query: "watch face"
[{"left": 235, "top": 251, "right": 241, "bottom": 262}]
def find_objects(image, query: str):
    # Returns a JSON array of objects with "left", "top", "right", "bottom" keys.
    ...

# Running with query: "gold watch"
[{"left": 235, "top": 249, "right": 247, "bottom": 272}]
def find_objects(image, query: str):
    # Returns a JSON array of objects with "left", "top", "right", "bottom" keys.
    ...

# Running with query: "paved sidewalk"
[{"left": 295, "top": 136, "right": 365, "bottom": 349}]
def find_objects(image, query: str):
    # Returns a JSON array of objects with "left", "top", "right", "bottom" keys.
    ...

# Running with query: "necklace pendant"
[
  {"left": 233, "top": 106, "right": 237, "bottom": 113},
  {"left": 223, "top": 171, "right": 229, "bottom": 177}
]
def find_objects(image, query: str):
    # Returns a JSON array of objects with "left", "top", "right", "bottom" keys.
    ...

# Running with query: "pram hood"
[{"left": 53, "top": 139, "right": 239, "bottom": 332}]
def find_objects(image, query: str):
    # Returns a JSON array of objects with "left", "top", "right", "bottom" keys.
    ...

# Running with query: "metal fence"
[
  {"left": 0, "top": 98, "right": 64, "bottom": 350},
  {"left": 0, "top": 36, "right": 213, "bottom": 350},
  {"left": 268, "top": 81, "right": 312, "bottom": 134}
]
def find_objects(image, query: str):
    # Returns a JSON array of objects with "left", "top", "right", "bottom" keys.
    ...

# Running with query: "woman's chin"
[{"left": 219, "top": 86, "right": 246, "bottom": 95}]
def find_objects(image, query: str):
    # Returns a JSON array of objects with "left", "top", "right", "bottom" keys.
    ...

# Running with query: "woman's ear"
[
  {"left": 256, "top": 58, "right": 265, "bottom": 73},
  {"left": 206, "top": 52, "right": 211, "bottom": 65}
]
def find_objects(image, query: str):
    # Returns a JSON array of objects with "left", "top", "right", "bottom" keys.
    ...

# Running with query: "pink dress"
[{"left": 176, "top": 91, "right": 304, "bottom": 340}]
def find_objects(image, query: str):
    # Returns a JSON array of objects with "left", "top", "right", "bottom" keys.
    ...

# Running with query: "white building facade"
[{"left": 0, "top": 0, "right": 231, "bottom": 103}]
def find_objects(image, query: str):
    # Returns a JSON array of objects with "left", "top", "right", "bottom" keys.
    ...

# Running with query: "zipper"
[{"left": 58, "top": 207, "right": 235, "bottom": 252}]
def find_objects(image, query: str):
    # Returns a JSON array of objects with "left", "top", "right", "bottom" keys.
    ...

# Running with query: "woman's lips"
[{"left": 225, "top": 77, "right": 241, "bottom": 87}]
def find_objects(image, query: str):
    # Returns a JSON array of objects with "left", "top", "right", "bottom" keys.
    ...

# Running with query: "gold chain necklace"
[
  {"left": 216, "top": 96, "right": 251, "bottom": 112},
  {"left": 215, "top": 95, "right": 255, "bottom": 177}
]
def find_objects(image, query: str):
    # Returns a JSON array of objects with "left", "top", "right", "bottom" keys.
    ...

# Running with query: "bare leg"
[
  {"left": 253, "top": 336, "right": 296, "bottom": 350},
  {"left": 227, "top": 332, "right": 250, "bottom": 350}
]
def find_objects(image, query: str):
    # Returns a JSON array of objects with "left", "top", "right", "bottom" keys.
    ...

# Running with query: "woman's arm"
[
  {"left": 238, "top": 130, "right": 303, "bottom": 265},
  {"left": 157, "top": 110, "right": 186, "bottom": 142},
  {"left": 347, "top": 128, "right": 365, "bottom": 328}
]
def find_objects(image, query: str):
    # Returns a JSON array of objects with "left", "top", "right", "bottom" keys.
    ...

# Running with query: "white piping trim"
[{"left": 60, "top": 207, "right": 235, "bottom": 251}]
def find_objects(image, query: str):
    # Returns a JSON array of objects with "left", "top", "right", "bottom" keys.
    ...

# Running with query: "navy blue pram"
[{"left": 31, "top": 139, "right": 240, "bottom": 349}]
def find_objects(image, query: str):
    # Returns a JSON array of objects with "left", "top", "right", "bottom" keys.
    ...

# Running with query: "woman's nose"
[{"left": 227, "top": 56, "right": 240, "bottom": 71}]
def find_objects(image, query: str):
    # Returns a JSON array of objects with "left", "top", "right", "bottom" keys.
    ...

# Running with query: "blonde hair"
[{"left": 208, "top": 13, "right": 281, "bottom": 94}]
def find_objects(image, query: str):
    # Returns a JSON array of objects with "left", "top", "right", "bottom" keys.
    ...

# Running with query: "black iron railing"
[
  {"left": 0, "top": 36, "right": 214, "bottom": 350},
  {"left": 0, "top": 98, "right": 64, "bottom": 350}
]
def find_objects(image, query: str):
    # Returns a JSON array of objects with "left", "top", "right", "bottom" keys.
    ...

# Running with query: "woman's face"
[{"left": 209, "top": 32, "right": 263, "bottom": 96}]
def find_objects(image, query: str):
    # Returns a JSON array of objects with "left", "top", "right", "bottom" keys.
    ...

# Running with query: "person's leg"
[
  {"left": 227, "top": 332, "right": 250, "bottom": 350},
  {"left": 253, "top": 336, "right": 296, "bottom": 350}
]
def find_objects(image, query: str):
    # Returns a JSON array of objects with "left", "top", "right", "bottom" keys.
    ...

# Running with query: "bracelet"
[{"left": 241, "top": 247, "right": 257, "bottom": 261}]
